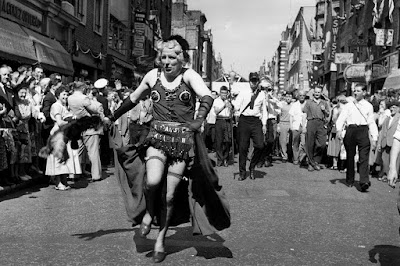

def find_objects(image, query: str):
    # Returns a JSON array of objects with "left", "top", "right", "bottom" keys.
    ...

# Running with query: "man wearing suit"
[
  {"left": 0, "top": 65, "right": 16, "bottom": 186},
  {"left": 68, "top": 82, "right": 103, "bottom": 182},
  {"left": 42, "top": 73, "right": 61, "bottom": 142},
  {"left": 377, "top": 102, "right": 400, "bottom": 180},
  {"left": 0, "top": 66, "right": 13, "bottom": 109}
]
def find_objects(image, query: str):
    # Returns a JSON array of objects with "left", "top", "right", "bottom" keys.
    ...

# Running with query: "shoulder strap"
[
  {"left": 353, "top": 101, "right": 368, "bottom": 124},
  {"left": 242, "top": 89, "right": 261, "bottom": 113}
]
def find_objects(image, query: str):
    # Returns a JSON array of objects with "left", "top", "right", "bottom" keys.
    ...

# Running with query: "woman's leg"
[
  {"left": 142, "top": 147, "right": 167, "bottom": 227},
  {"left": 154, "top": 160, "right": 185, "bottom": 254}
]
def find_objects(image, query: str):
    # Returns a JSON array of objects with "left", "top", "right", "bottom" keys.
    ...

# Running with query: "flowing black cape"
[{"left": 111, "top": 127, "right": 231, "bottom": 235}]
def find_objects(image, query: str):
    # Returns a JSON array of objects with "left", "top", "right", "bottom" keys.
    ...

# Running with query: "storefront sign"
[
  {"left": 310, "top": 40, "right": 323, "bottom": 55},
  {"left": 348, "top": 38, "right": 368, "bottom": 47},
  {"left": 375, "top": 29, "right": 394, "bottom": 46},
  {"left": 0, "top": 0, "right": 42, "bottom": 31},
  {"left": 334, "top": 53, "right": 354, "bottom": 64},
  {"left": 330, "top": 18, "right": 339, "bottom": 61},
  {"left": 343, "top": 63, "right": 367, "bottom": 83}
]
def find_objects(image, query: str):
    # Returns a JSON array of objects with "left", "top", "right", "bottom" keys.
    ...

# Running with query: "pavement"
[{"left": 1, "top": 155, "right": 400, "bottom": 265}]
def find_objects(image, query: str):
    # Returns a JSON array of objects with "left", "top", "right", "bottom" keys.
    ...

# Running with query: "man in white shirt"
[
  {"left": 336, "top": 83, "right": 378, "bottom": 192},
  {"left": 232, "top": 72, "right": 267, "bottom": 181},
  {"left": 214, "top": 86, "right": 233, "bottom": 167},
  {"left": 289, "top": 90, "right": 307, "bottom": 165},
  {"left": 259, "top": 81, "right": 281, "bottom": 167},
  {"left": 204, "top": 91, "right": 218, "bottom": 152}
]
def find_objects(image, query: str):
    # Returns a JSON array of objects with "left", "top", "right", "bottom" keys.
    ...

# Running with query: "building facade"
[
  {"left": 287, "top": 6, "right": 315, "bottom": 92},
  {"left": 0, "top": 0, "right": 79, "bottom": 77}
]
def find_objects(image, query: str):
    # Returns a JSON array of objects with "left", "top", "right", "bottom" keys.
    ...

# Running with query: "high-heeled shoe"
[
  {"left": 152, "top": 251, "right": 166, "bottom": 263},
  {"left": 139, "top": 222, "right": 151, "bottom": 237}
]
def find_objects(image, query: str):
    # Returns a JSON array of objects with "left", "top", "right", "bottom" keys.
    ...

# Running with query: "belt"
[
  {"left": 347, "top": 124, "right": 368, "bottom": 128},
  {"left": 216, "top": 116, "right": 231, "bottom": 120},
  {"left": 267, "top": 118, "right": 276, "bottom": 120},
  {"left": 308, "top": 118, "right": 324, "bottom": 121},
  {"left": 131, "top": 120, "right": 150, "bottom": 125}
]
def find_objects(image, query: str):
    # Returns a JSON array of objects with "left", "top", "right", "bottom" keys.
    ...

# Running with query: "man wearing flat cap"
[{"left": 232, "top": 72, "right": 267, "bottom": 181}]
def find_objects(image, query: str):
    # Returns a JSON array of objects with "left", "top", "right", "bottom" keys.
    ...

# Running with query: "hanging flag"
[
  {"left": 389, "top": 0, "right": 395, "bottom": 22},
  {"left": 373, "top": 0, "right": 385, "bottom": 28}
]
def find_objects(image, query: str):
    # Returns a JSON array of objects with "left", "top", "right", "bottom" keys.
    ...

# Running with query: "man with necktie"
[
  {"left": 232, "top": 72, "right": 267, "bottom": 181},
  {"left": 336, "top": 84, "right": 378, "bottom": 192}
]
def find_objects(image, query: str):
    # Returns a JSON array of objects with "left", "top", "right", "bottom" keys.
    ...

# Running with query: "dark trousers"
[
  {"left": 343, "top": 125, "right": 370, "bottom": 184},
  {"left": 305, "top": 119, "right": 327, "bottom": 166},
  {"left": 129, "top": 122, "right": 150, "bottom": 145},
  {"left": 215, "top": 119, "right": 231, "bottom": 163},
  {"left": 237, "top": 115, "right": 264, "bottom": 174},
  {"left": 260, "top": 118, "right": 277, "bottom": 163},
  {"left": 100, "top": 130, "right": 111, "bottom": 166},
  {"left": 204, "top": 123, "right": 216, "bottom": 151}
]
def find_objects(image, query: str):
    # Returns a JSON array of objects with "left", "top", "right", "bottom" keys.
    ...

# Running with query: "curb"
[{"left": 0, "top": 175, "right": 49, "bottom": 197}]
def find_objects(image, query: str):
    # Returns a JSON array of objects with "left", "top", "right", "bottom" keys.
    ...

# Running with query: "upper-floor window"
[
  {"left": 108, "top": 16, "right": 127, "bottom": 55},
  {"left": 74, "top": 0, "right": 87, "bottom": 24},
  {"left": 94, "top": 0, "right": 104, "bottom": 34}
]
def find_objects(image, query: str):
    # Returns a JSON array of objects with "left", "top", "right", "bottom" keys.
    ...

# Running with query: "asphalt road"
[{"left": 1, "top": 155, "right": 400, "bottom": 265}]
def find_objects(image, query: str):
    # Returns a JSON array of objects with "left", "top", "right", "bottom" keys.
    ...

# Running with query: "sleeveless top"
[{"left": 150, "top": 68, "right": 196, "bottom": 123}]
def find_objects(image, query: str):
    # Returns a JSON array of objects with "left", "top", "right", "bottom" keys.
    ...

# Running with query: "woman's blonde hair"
[{"left": 154, "top": 35, "right": 190, "bottom": 67}]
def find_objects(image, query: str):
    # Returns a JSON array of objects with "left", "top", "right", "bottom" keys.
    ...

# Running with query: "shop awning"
[
  {"left": 0, "top": 18, "right": 37, "bottom": 64},
  {"left": 383, "top": 69, "right": 400, "bottom": 90},
  {"left": 22, "top": 28, "right": 74, "bottom": 76}
]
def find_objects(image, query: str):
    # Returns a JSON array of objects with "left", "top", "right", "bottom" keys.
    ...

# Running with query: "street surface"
[{"left": 1, "top": 154, "right": 400, "bottom": 265}]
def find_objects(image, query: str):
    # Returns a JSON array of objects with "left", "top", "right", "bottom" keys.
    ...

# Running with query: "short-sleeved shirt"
[
  {"left": 303, "top": 98, "right": 329, "bottom": 120},
  {"left": 50, "top": 101, "right": 71, "bottom": 122}
]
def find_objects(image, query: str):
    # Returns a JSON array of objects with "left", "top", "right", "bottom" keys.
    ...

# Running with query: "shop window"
[
  {"left": 74, "top": 0, "right": 87, "bottom": 24},
  {"left": 93, "top": 0, "right": 104, "bottom": 35}
]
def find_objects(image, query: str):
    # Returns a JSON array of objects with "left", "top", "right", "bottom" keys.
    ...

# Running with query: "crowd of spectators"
[
  {"left": 0, "top": 63, "right": 140, "bottom": 191},
  {"left": 203, "top": 81, "right": 400, "bottom": 184}
]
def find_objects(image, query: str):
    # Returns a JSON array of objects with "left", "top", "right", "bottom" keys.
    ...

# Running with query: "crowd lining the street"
[
  {"left": 1, "top": 62, "right": 400, "bottom": 193},
  {"left": 0, "top": 63, "right": 140, "bottom": 190}
]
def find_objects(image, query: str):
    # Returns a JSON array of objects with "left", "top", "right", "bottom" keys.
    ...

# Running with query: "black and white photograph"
[{"left": 1, "top": 0, "right": 400, "bottom": 265}]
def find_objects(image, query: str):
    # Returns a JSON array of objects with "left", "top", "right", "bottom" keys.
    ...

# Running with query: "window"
[
  {"left": 74, "top": 0, "right": 87, "bottom": 24},
  {"left": 108, "top": 16, "right": 127, "bottom": 55},
  {"left": 94, "top": 0, "right": 104, "bottom": 34}
]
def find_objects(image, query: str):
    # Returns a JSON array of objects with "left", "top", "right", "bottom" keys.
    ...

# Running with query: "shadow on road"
[
  {"left": 233, "top": 170, "right": 266, "bottom": 180},
  {"left": 0, "top": 177, "right": 49, "bottom": 202},
  {"left": 71, "top": 228, "right": 134, "bottom": 240},
  {"left": 133, "top": 226, "right": 233, "bottom": 260},
  {"left": 368, "top": 245, "right": 400, "bottom": 265},
  {"left": 329, "top": 178, "right": 348, "bottom": 186}
]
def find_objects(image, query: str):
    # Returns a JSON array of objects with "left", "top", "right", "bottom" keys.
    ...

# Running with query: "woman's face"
[
  {"left": 17, "top": 88, "right": 27, "bottom": 100},
  {"left": 58, "top": 91, "right": 69, "bottom": 105},
  {"left": 379, "top": 100, "right": 386, "bottom": 110},
  {"left": 161, "top": 47, "right": 183, "bottom": 79}
]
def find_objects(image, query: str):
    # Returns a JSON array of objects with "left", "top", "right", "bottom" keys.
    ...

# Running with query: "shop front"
[
  {"left": 370, "top": 51, "right": 399, "bottom": 94},
  {"left": 0, "top": 0, "right": 74, "bottom": 76}
]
